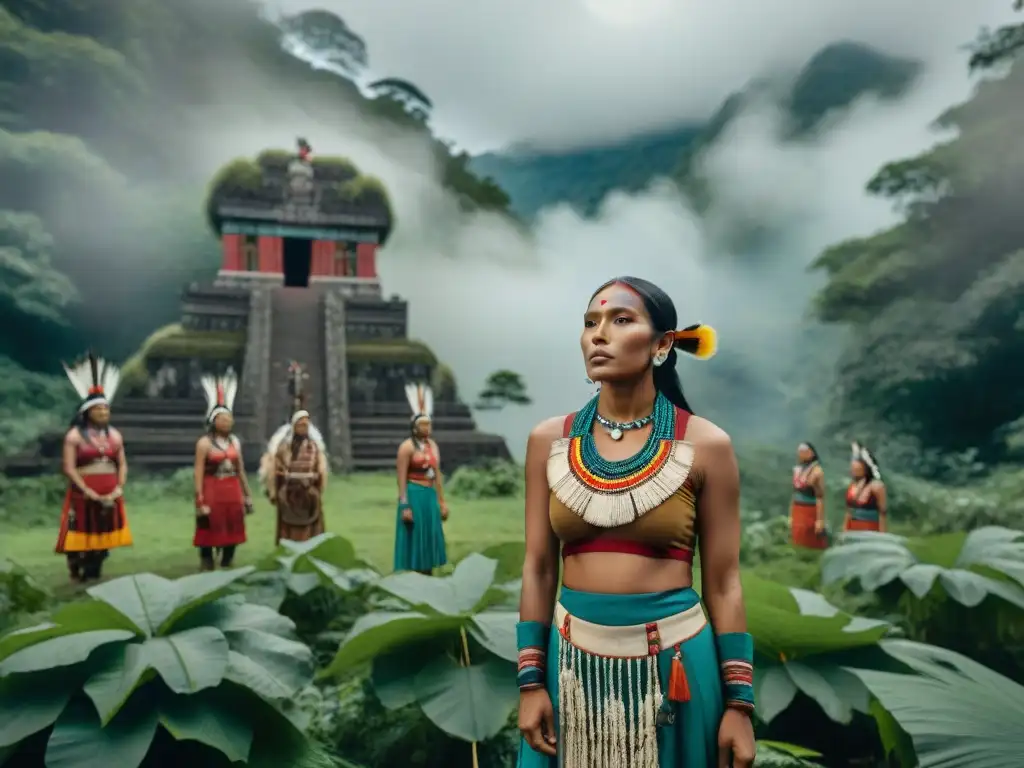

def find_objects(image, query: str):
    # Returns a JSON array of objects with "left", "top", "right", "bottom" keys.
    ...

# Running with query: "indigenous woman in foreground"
[
  {"left": 790, "top": 442, "right": 828, "bottom": 549},
  {"left": 194, "top": 370, "right": 253, "bottom": 570},
  {"left": 56, "top": 353, "right": 133, "bottom": 582},
  {"left": 845, "top": 442, "right": 887, "bottom": 533},
  {"left": 262, "top": 403, "right": 329, "bottom": 544},
  {"left": 393, "top": 383, "right": 449, "bottom": 575},
  {"left": 517, "top": 277, "right": 755, "bottom": 768}
]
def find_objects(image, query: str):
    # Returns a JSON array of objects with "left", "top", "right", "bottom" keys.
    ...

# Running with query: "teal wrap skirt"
[
  {"left": 392, "top": 482, "right": 447, "bottom": 572},
  {"left": 517, "top": 587, "right": 724, "bottom": 767}
]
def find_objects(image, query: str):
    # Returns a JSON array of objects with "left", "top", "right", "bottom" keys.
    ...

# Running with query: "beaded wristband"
[
  {"left": 516, "top": 621, "right": 548, "bottom": 691},
  {"left": 716, "top": 632, "right": 755, "bottom": 714}
]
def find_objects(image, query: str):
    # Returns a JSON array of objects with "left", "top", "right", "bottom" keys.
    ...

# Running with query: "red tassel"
[{"left": 668, "top": 645, "right": 690, "bottom": 703}]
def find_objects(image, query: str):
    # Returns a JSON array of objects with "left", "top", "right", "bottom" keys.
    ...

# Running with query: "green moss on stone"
[
  {"left": 347, "top": 339, "right": 437, "bottom": 366},
  {"left": 204, "top": 150, "right": 394, "bottom": 234},
  {"left": 120, "top": 323, "right": 246, "bottom": 394}
]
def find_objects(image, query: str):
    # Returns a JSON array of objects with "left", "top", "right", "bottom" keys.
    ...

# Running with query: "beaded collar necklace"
[
  {"left": 548, "top": 393, "right": 694, "bottom": 527},
  {"left": 569, "top": 393, "right": 675, "bottom": 480}
]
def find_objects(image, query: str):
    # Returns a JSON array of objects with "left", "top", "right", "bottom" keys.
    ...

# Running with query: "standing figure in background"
[
  {"left": 393, "top": 383, "right": 449, "bottom": 575},
  {"left": 194, "top": 369, "right": 253, "bottom": 570},
  {"left": 845, "top": 442, "right": 887, "bottom": 533},
  {"left": 260, "top": 363, "right": 329, "bottom": 545},
  {"left": 790, "top": 441, "right": 829, "bottom": 549},
  {"left": 56, "top": 352, "right": 132, "bottom": 582}
]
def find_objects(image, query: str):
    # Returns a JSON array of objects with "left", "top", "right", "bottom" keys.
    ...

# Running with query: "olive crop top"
[{"left": 547, "top": 408, "right": 699, "bottom": 562}]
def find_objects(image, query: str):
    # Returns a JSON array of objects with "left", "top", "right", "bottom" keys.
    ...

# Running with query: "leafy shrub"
[
  {"left": 0, "top": 568, "right": 317, "bottom": 767},
  {"left": 0, "top": 559, "right": 49, "bottom": 633},
  {"left": 822, "top": 527, "right": 1024, "bottom": 677},
  {"left": 0, "top": 473, "right": 66, "bottom": 528},
  {"left": 325, "top": 555, "right": 518, "bottom": 745},
  {"left": 447, "top": 459, "right": 521, "bottom": 500}
]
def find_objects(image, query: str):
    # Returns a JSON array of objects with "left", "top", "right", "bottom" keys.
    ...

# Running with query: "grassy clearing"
[{"left": 0, "top": 473, "right": 523, "bottom": 596}]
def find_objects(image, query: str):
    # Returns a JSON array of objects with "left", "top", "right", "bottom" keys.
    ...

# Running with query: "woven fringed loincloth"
[{"left": 554, "top": 601, "right": 707, "bottom": 768}]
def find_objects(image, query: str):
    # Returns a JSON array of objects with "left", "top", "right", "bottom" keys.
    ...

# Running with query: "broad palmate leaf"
[
  {"left": 851, "top": 639, "right": 1024, "bottom": 768},
  {"left": 822, "top": 527, "right": 1024, "bottom": 609},
  {"left": 0, "top": 570, "right": 314, "bottom": 767}
]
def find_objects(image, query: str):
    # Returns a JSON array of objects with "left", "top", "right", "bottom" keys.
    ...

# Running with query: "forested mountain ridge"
[
  {"left": 470, "top": 42, "right": 921, "bottom": 220},
  {"left": 812, "top": 49, "right": 1024, "bottom": 472}
]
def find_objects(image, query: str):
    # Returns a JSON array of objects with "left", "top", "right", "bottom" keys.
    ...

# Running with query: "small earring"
[
  {"left": 585, "top": 377, "right": 594, "bottom": 385},
  {"left": 653, "top": 353, "right": 669, "bottom": 367}
]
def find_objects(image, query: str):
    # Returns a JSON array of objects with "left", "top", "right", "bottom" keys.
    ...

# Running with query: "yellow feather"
[{"left": 674, "top": 324, "right": 718, "bottom": 360}]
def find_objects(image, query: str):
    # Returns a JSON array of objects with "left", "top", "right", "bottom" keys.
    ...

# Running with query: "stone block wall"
[{"left": 323, "top": 291, "right": 354, "bottom": 472}]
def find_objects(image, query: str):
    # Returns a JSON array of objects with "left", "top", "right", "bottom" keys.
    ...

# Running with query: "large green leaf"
[
  {"left": 413, "top": 654, "right": 519, "bottom": 742},
  {"left": 822, "top": 528, "right": 1024, "bottom": 609},
  {"left": 851, "top": 639, "right": 1024, "bottom": 768},
  {"left": 744, "top": 574, "right": 890, "bottom": 659},
  {"left": 467, "top": 611, "right": 518, "bottom": 663},
  {"left": 178, "top": 595, "right": 298, "bottom": 639},
  {"left": 45, "top": 695, "right": 159, "bottom": 768},
  {"left": 83, "top": 627, "right": 229, "bottom": 725},
  {"left": 743, "top": 576, "right": 889, "bottom": 724},
  {"left": 0, "top": 630, "right": 133, "bottom": 676},
  {"left": 0, "top": 672, "right": 73, "bottom": 748},
  {"left": 0, "top": 601, "right": 140, "bottom": 662},
  {"left": 322, "top": 612, "right": 468, "bottom": 678},
  {"left": 222, "top": 629, "right": 313, "bottom": 699},
  {"left": 86, "top": 570, "right": 254, "bottom": 638},
  {"left": 158, "top": 690, "right": 254, "bottom": 763},
  {"left": 376, "top": 554, "right": 497, "bottom": 616},
  {"left": 754, "top": 740, "right": 822, "bottom": 766}
]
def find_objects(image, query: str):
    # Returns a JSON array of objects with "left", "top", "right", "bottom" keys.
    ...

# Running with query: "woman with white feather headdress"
[
  {"left": 193, "top": 368, "right": 253, "bottom": 570},
  {"left": 261, "top": 361, "right": 329, "bottom": 544},
  {"left": 393, "top": 381, "right": 448, "bottom": 574},
  {"left": 55, "top": 351, "right": 133, "bottom": 582},
  {"left": 845, "top": 441, "right": 888, "bottom": 532}
]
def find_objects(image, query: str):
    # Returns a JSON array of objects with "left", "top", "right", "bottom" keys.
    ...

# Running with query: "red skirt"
[
  {"left": 790, "top": 501, "right": 828, "bottom": 549},
  {"left": 56, "top": 473, "right": 132, "bottom": 553},
  {"left": 194, "top": 475, "right": 247, "bottom": 547},
  {"left": 845, "top": 517, "right": 880, "bottom": 532}
]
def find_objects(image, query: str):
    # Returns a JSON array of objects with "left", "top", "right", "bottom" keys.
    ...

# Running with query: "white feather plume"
[
  {"left": 404, "top": 382, "right": 434, "bottom": 418},
  {"left": 200, "top": 368, "right": 239, "bottom": 418},
  {"left": 404, "top": 383, "right": 420, "bottom": 416},
  {"left": 63, "top": 355, "right": 121, "bottom": 402}
]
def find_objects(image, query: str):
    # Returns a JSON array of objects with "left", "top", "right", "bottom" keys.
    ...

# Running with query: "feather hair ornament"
[
  {"left": 851, "top": 441, "right": 882, "bottom": 481},
  {"left": 673, "top": 324, "right": 717, "bottom": 360},
  {"left": 63, "top": 351, "right": 121, "bottom": 412},
  {"left": 404, "top": 382, "right": 434, "bottom": 419},
  {"left": 201, "top": 367, "right": 238, "bottom": 422}
]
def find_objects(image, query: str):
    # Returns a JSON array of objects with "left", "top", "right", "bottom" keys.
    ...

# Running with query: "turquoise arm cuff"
[
  {"left": 516, "top": 621, "right": 548, "bottom": 691},
  {"left": 716, "top": 632, "right": 755, "bottom": 713}
]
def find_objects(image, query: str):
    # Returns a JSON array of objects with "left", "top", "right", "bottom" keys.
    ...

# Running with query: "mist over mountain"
[{"left": 469, "top": 42, "right": 921, "bottom": 221}]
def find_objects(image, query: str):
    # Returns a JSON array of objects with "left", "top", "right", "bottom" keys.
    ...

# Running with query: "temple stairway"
[{"left": 266, "top": 287, "right": 328, "bottom": 445}]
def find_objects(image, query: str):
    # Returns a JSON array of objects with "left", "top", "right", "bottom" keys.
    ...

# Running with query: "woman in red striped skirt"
[
  {"left": 56, "top": 352, "right": 133, "bottom": 582},
  {"left": 193, "top": 369, "right": 254, "bottom": 570}
]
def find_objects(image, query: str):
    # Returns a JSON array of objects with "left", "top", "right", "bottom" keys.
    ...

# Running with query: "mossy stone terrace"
[
  {"left": 204, "top": 149, "right": 395, "bottom": 237},
  {"left": 120, "top": 324, "right": 246, "bottom": 395}
]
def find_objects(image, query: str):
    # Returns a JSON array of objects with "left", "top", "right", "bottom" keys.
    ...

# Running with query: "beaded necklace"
[
  {"left": 548, "top": 393, "right": 694, "bottom": 527},
  {"left": 569, "top": 393, "right": 675, "bottom": 479}
]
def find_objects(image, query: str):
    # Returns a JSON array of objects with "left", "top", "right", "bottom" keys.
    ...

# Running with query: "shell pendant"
[{"left": 609, "top": 427, "right": 623, "bottom": 441}]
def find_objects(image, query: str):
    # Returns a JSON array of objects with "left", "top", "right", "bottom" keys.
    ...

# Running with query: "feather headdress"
[
  {"left": 200, "top": 368, "right": 239, "bottom": 423},
  {"left": 404, "top": 382, "right": 433, "bottom": 422},
  {"left": 63, "top": 351, "right": 120, "bottom": 413},
  {"left": 851, "top": 441, "right": 881, "bottom": 481}
]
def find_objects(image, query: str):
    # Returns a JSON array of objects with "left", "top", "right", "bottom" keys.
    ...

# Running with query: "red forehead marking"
[{"left": 599, "top": 299, "right": 607, "bottom": 305}]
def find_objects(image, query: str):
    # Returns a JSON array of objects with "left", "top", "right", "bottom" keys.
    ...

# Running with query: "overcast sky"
[{"left": 272, "top": 0, "right": 1019, "bottom": 151}]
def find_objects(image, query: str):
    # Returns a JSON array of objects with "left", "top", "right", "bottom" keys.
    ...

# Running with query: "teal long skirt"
[
  {"left": 392, "top": 482, "right": 447, "bottom": 572},
  {"left": 517, "top": 587, "right": 723, "bottom": 767}
]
